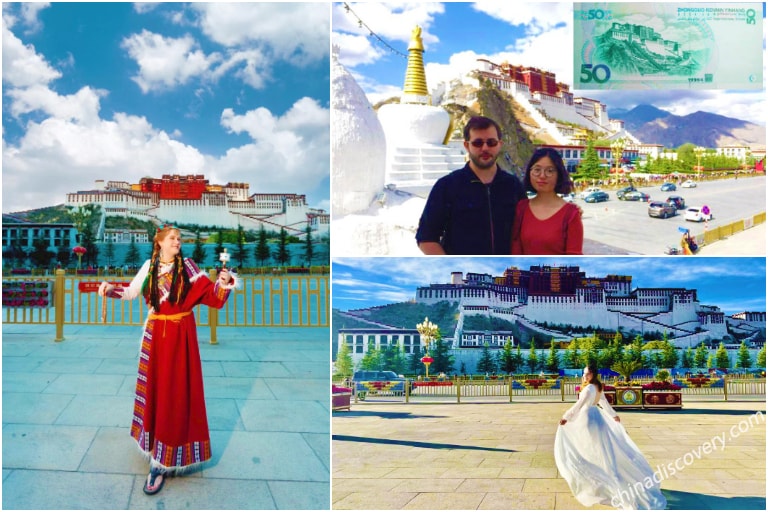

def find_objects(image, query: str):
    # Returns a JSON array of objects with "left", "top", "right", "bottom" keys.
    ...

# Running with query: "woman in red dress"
[
  {"left": 511, "top": 148, "right": 583, "bottom": 254},
  {"left": 99, "top": 226, "right": 236, "bottom": 495}
]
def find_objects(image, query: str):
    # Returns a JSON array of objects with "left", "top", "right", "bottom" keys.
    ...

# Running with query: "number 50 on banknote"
[{"left": 574, "top": 2, "right": 763, "bottom": 90}]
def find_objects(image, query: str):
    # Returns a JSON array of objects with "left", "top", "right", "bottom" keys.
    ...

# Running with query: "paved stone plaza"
[
  {"left": 2, "top": 324, "right": 330, "bottom": 510},
  {"left": 332, "top": 398, "right": 766, "bottom": 510}
]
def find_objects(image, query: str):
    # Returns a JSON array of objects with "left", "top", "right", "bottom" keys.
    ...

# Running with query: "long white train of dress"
[{"left": 554, "top": 383, "right": 667, "bottom": 510}]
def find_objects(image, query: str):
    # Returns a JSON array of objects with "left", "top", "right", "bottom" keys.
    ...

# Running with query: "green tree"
[
  {"left": 214, "top": 230, "right": 225, "bottom": 262},
  {"left": 430, "top": 338, "right": 455, "bottom": 374},
  {"left": 255, "top": 225, "right": 270, "bottom": 267},
  {"left": 233, "top": 225, "right": 249, "bottom": 268},
  {"left": 681, "top": 347, "right": 695, "bottom": 368},
  {"left": 574, "top": 138, "right": 603, "bottom": 182},
  {"left": 661, "top": 339, "right": 679, "bottom": 368},
  {"left": 565, "top": 342, "right": 581, "bottom": 368},
  {"left": 124, "top": 238, "right": 141, "bottom": 268},
  {"left": 693, "top": 343, "right": 709, "bottom": 368},
  {"left": 192, "top": 230, "right": 207, "bottom": 265},
  {"left": 476, "top": 343, "right": 497, "bottom": 374},
  {"left": 104, "top": 238, "right": 115, "bottom": 267},
  {"left": 545, "top": 341, "right": 560, "bottom": 373},
  {"left": 360, "top": 340, "right": 382, "bottom": 370},
  {"left": 409, "top": 346, "right": 426, "bottom": 376},
  {"left": 273, "top": 227, "right": 290, "bottom": 266},
  {"left": 715, "top": 342, "right": 730, "bottom": 369},
  {"left": 756, "top": 345, "right": 766, "bottom": 369},
  {"left": 625, "top": 335, "right": 646, "bottom": 366},
  {"left": 736, "top": 342, "right": 753, "bottom": 369},
  {"left": 303, "top": 224, "right": 314, "bottom": 267},
  {"left": 56, "top": 246, "right": 71, "bottom": 267},
  {"left": 706, "top": 353, "right": 714, "bottom": 369},
  {"left": 382, "top": 345, "right": 408, "bottom": 375},
  {"left": 513, "top": 345, "right": 525, "bottom": 374},
  {"left": 28, "top": 237, "right": 55, "bottom": 268},
  {"left": 499, "top": 338, "right": 515, "bottom": 374},
  {"left": 80, "top": 222, "right": 99, "bottom": 267},
  {"left": 335, "top": 342, "right": 354, "bottom": 378},
  {"left": 527, "top": 341, "right": 539, "bottom": 373}
]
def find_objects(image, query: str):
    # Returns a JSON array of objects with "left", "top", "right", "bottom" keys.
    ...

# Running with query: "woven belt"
[
  {"left": 149, "top": 311, "right": 192, "bottom": 322},
  {"left": 149, "top": 311, "right": 192, "bottom": 335}
]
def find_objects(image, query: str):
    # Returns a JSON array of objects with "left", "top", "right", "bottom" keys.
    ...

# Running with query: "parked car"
[
  {"left": 579, "top": 186, "right": 603, "bottom": 199},
  {"left": 660, "top": 182, "right": 677, "bottom": 191},
  {"left": 584, "top": 191, "right": 610, "bottom": 203},
  {"left": 352, "top": 370, "right": 411, "bottom": 399},
  {"left": 622, "top": 191, "right": 650, "bottom": 202},
  {"left": 685, "top": 206, "right": 713, "bottom": 222},
  {"left": 666, "top": 195, "right": 686, "bottom": 210},
  {"left": 559, "top": 192, "right": 576, "bottom": 203},
  {"left": 648, "top": 201, "right": 677, "bottom": 218},
  {"left": 681, "top": 180, "right": 697, "bottom": 188},
  {"left": 616, "top": 185, "right": 637, "bottom": 199}
]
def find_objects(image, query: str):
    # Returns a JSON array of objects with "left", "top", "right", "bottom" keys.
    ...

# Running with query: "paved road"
[
  {"left": 2, "top": 324, "right": 330, "bottom": 510},
  {"left": 333, "top": 399, "right": 766, "bottom": 510},
  {"left": 580, "top": 176, "right": 765, "bottom": 255}
]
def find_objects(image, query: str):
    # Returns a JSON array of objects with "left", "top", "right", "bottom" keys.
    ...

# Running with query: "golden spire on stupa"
[{"left": 401, "top": 25, "right": 429, "bottom": 104}]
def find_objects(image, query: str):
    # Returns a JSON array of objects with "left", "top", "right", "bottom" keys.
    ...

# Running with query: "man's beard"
[{"left": 469, "top": 152, "right": 496, "bottom": 170}]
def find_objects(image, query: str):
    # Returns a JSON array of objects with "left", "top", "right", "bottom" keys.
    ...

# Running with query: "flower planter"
[
  {"left": 614, "top": 386, "right": 644, "bottom": 408},
  {"left": 332, "top": 385, "right": 352, "bottom": 411},
  {"left": 642, "top": 390, "right": 682, "bottom": 409}
]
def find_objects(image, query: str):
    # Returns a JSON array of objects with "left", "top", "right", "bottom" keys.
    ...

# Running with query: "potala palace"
[
  {"left": 66, "top": 174, "right": 329, "bottom": 238},
  {"left": 337, "top": 265, "right": 765, "bottom": 363}
]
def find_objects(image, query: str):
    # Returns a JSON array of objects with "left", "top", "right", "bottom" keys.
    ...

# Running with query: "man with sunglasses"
[{"left": 416, "top": 116, "right": 525, "bottom": 254}]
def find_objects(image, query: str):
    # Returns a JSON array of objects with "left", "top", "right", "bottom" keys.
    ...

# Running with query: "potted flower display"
[
  {"left": 610, "top": 360, "right": 644, "bottom": 408},
  {"left": 642, "top": 370, "right": 683, "bottom": 409}
]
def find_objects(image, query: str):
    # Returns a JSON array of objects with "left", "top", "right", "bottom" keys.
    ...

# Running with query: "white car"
[
  {"left": 685, "top": 206, "right": 713, "bottom": 222},
  {"left": 579, "top": 187, "right": 603, "bottom": 199},
  {"left": 680, "top": 180, "right": 697, "bottom": 188}
]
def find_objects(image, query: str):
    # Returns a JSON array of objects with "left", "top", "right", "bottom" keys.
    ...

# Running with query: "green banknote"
[{"left": 574, "top": 3, "right": 763, "bottom": 90}]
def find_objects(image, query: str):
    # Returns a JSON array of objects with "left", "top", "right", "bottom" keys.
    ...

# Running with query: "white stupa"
[
  {"left": 330, "top": 45, "right": 386, "bottom": 217},
  {"left": 377, "top": 26, "right": 465, "bottom": 195}
]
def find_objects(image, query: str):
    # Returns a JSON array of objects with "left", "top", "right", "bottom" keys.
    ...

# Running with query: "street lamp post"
[
  {"left": 416, "top": 317, "right": 439, "bottom": 378},
  {"left": 611, "top": 138, "right": 625, "bottom": 183},
  {"left": 694, "top": 146, "right": 704, "bottom": 181}
]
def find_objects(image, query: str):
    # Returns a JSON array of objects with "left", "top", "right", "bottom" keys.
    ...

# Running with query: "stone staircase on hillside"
[{"left": 385, "top": 144, "right": 467, "bottom": 197}]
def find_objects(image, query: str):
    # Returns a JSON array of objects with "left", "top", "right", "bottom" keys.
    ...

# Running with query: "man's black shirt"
[{"left": 415, "top": 164, "right": 525, "bottom": 255}]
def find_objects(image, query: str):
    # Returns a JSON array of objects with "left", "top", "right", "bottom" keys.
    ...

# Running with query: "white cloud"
[
  {"left": 2, "top": 16, "right": 61, "bottom": 88},
  {"left": 121, "top": 30, "right": 221, "bottom": 93},
  {"left": 19, "top": 2, "right": 50, "bottom": 33},
  {"left": 471, "top": 1, "right": 572, "bottom": 35},
  {"left": 2, "top": 85, "right": 206, "bottom": 212},
  {"left": 332, "top": 2, "right": 443, "bottom": 68},
  {"left": 192, "top": 3, "right": 330, "bottom": 64},
  {"left": 214, "top": 97, "right": 330, "bottom": 193}
]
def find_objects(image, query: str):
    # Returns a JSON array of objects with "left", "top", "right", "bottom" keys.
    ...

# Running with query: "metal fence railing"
[
  {"left": 344, "top": 376, "right": 765, "bottom": 404},
  {"left": 2, "top": 270, "right": 329, "bottom": 342}
]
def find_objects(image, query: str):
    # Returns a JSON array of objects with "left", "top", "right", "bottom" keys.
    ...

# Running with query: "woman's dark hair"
[
  {"left": 586, "top": 364, "right": 603, "bottom": 392},
  {"left": 523, "top": 147, "right": 572, "bottom": 195},
  {"left": 463, "top": 116, "right": 502, "bottom": 141}
]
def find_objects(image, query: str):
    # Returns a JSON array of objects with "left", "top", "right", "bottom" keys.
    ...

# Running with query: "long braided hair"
[{"left": 143, "top": 226, "right": 190, "bottom": 310}]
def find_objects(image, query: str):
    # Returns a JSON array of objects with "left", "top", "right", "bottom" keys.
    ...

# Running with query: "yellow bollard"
[
  {"left": 208, "top": 269, "right": 218, "bottom": 345},
  {"left": 54, "top": 269, "right": 65, "bottom": 342}
]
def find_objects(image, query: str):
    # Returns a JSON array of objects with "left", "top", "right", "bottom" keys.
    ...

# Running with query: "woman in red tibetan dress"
[{"left": 99, "top": 226, "right": 236, "bottom": 495}]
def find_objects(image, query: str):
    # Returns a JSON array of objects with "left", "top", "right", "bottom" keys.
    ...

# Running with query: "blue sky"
[
  {"left": 2, "top": 2, "right": 330, "bottom": 213},
  {"left": 332, "top": 257, "right": 767, "bottom": 315},
  {"left": 332, "top": 2, "right": 766, "bottom": 124}
]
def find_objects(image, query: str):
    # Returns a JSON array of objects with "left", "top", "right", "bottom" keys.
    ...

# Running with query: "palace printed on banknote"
[{"left": 574, "top": 2, "right": 763, "bottom": 90}]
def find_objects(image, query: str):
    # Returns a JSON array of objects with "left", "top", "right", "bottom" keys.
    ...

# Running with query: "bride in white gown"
[{"left": 555, "top": 365, "right": 667, "bottom": 510}]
